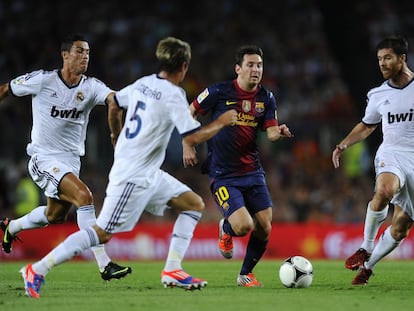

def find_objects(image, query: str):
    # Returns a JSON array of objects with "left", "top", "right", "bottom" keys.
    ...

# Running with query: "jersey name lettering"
[
  {"left": 388, "top": 110, "right": 414, "bottom": 123},
  {"left": 50, "top": 105, "right": 84, "bottom": 119}
]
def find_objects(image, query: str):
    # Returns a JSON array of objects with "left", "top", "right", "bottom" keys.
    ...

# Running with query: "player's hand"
[
  {"left": 182, "top": 142, "right": 199, "bottom": 168},
  {"left": 219, "top": 109, "right": 238, "bottom": 126},
  {"left": 332, "top": 144, "right": 347, "bottom": 168},
  {"left": 279, "top": 124, "right": 293, "bottom": 138}
]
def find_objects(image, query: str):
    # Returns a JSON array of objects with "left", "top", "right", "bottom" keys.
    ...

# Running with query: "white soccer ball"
[{"left": 279, "top": 255, "right": 313, "bottom": 288}]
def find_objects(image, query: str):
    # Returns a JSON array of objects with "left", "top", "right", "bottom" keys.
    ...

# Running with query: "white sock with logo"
[
  {"left": 77, "top": 205, "right": 110, "bottom": 272},
  {"left": 361, "top": 203, "right": 389, "bottom": 253},
  {"left": 365, "top": 227, "right": 400, "bottom": 270},
  {"left": 9, "top": 205, "right": 48, "bottom": 236},
  {"left": 164, "top": 211, "right": 201, "bottom": 271}
]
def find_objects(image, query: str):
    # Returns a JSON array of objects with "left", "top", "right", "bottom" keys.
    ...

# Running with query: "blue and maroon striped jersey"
[{"left": 192, "top": 79, "right": 278, "bottom": 178}]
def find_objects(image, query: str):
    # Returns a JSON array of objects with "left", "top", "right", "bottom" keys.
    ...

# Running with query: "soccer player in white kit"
[
  {"left": 0, "top": 34, "right": 131, "bottom": 281},
  {"left": 332, "top": 35, "right": 414, "bottom": 285},
  {"left": 18, "top": 36, "right": 237, "bottom": 298}
]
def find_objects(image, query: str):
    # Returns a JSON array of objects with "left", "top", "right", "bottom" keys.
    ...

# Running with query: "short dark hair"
[
  {"left": 235, "top": 45, "right": 263, "bottom": 66},
  {"left": 156, "top": 37, "right": 191, "bottom": 73},
  {"left": 61, "top": 34, "right": 88, "bottom": 52},
  {"left": 376, "top": 35, "right": 408, "bottom": 57}
]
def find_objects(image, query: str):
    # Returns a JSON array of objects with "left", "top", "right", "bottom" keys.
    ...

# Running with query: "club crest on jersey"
[
  {"left": 13, "top": 76, "right": 29, "bottom": 85},
  {"left": 242, "top": 100, "right": 251, "bottom": 112},
  {"left": 255, "top": 102, "right": 264, "bottom": 113},
  {"left": 76, "top": 92, "right": 85, "bottom": 102},
  {"left": 221, "top": 202, "right": 229, "bottom": 211},
  {"left": 52, "top": 167, "right": 60, "bottom": 173}
]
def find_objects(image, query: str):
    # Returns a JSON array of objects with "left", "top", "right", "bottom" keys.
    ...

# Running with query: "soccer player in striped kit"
[{"left": 189, "top": 45, "right": 293, "bottom": 287}]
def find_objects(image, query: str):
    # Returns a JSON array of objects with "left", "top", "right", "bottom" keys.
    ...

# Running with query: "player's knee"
[
  {"left": 233, "top": 221, "right": 254, "bottom": 236},
  {"left": 374, "top": 185, "right": 396, "bottom": 203},
  {"left": 188, "top": 194, "right": 205, "bottom": 212},
  {"left": 261, "top": 222, "right": 272, "bottom": 237},
  {"left": 76, "top": 188, "right": 94, "bottom": 206}
]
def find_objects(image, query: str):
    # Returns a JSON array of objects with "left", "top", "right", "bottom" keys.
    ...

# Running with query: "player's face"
[
  {"left": 377, "top": 48, "right": 404, "bottom": 80},
  {"left": 236, "top": 54, "right": 263, "bottom": 90},
  {"left": 67, "top": 41, "right": 90, "bottom": 75}
]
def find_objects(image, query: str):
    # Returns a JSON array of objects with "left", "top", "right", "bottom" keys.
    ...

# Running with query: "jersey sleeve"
[
  {"left": 262, "top": 90, "right": 279, "bottom": 129},
  {"left": 91, "top": 77, "right": 113, "bottom": 106},
  {"left": 169, "top": 88, "right": 201, "bottom": 136},
  {"left": 192, "top": 84, "right": 219, "bottom": 115},
  {"left": 362, "top": 93, "right": 381, "bottom": 125},
  {"left": 9, "top": 70, "right": 44, "bottom": 97},
  {"left": 114, "top": 83, "right": 133, "bottom": 109}
]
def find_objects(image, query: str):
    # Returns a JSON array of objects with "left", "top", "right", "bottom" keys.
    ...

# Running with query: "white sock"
[
  {"left": 32, "top": 228, "right": 99, "bottom": 276},
  {"left": 361, "top": 203, "right": 389, "bottom": 253},
  {"left": 164, "top": 211, "right": 201, "bottom": 271},
  {"left": 9, "top": 205, "right": 48, "bottom": 236},
  {"left": 365, "top": 226, "right": 401, "bottom": 270},
  {"left": 77, "top": 205, "right": 111, "bottom": 271}
]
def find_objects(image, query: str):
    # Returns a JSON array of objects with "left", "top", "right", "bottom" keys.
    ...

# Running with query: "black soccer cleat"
[
  {"left": 101, "top": 261, "right": 132, "bottom": 281},
  {"left": 1, "top": 217, "right": 22, "bottom": 253}
]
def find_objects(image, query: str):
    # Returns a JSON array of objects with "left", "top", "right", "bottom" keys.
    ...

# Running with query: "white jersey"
[
  {"left": 10, "top": 69, "right": 111, "bottom": 156},
  {"left": 363, "top": 79, "right": 414, "bottom": 152},
  {"left": 109, "top": 74, "right": 201, "bottom": 184}
]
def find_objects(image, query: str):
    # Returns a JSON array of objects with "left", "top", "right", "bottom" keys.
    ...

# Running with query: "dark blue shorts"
[{"left": 210, "top": 172, "right": 272, "bottom": 218}]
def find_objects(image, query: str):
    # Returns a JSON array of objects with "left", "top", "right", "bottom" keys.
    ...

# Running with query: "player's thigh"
[
  {"left": 168, "top": 191, "right": 204, "bottom": 213},
  {"left": 58, "top": 173, "right": 93, "bottom": 206},
  {"left": 146, "top": 170, "right": 195, "bottom": 215},
  {"left": 96, "top": 182, "right": 148, "bottom": 233},
  {"left": 28, "top": 154, "right": 81, "bottom": 200}
]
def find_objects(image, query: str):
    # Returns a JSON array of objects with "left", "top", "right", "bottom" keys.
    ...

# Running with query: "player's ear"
[{"left": 235, "top": 64, "right": 241, "bottom": 75}]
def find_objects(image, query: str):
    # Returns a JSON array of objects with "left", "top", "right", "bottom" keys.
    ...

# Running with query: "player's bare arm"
[
  {"left": 182, "top": 109, "right": 237, "bottom": 168},
  {"left": 107, "top": 93, "right": 124, "bottom": 146},
  {"left": 182, "top": 141, "right": 198, "bottom": 168},
  {"left": 184, "top": 109, "right": 237, "bottom": 147},
  {"left": 0, "top": 83, "right": 10, "bottom": 103},
  {"left": 266, "top": 124, "right": 293, "bottom": 142},
  {"left": 332, "top": 122, "right": 377, "bottom": 168},
  {"left": 189, "top": 103, "right": 198, "bottom": 119}
]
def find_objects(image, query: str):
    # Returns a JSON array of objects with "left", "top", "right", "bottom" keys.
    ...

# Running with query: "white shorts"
[
  {"left": 28, "top": 154, "right": 80, "bottom": 199},
  {"left": 96, "top": 169, "right": 192, "bottom": 233},
  {"left": 375, "top": 148, "right": 414, "bottom": 220}
]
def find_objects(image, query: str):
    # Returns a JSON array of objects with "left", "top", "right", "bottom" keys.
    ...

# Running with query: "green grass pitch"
[{"left": 1, "top": 259, "right": 412, "bottom": 311}]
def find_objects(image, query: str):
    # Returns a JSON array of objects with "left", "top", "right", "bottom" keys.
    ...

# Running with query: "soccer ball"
[{"left": 279, "top": 256, "right": 313, "bottom": 288}]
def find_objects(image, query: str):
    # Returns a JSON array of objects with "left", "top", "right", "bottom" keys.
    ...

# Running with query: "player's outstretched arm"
[
  {"left": 267, "top": 124, "right": 294, "bottom": 142},
  {"left": 107, "top": 93, "right": 124, "bottom": 147},
  {"left": 184, "top": 109, "right": 237, "bottom": 146},
  {"left": 332, "top": 122, "right": 377, "bottom": 168},
  {"left": 182, "top": 109, "right": 237, "bottom": 168}
]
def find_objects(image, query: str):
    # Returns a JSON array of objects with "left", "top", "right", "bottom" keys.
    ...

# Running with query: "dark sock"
[
  {"left": 240, "top": 234, "right": 268, "bottom": 275},
  {"left": 223, "top": 219, "right": 237, "bottom": 236}
]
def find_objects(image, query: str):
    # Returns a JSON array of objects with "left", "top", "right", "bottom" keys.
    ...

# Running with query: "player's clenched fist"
[{"left": 219, "top": 109, "right": 238, "bottom": 126}]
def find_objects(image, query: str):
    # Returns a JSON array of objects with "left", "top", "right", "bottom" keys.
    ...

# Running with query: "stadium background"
[{"left": 0, "top": 0, "right": 414, "bottom": 260}]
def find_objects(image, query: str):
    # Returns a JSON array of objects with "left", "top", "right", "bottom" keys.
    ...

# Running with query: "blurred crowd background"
[{"left": 0, "top": 0, "right": 413, "bottom": 223}]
